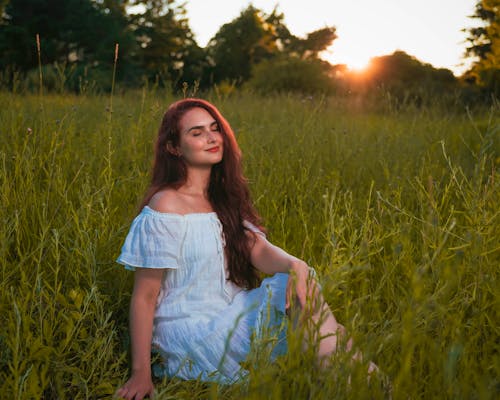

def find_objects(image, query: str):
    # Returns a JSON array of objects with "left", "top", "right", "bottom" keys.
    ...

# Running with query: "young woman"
[{"left": 115, "top": 98, "right": 372, "bottom": 400}]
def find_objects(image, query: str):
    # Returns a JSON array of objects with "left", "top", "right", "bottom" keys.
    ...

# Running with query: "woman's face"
[{"left": 174, "top": 107, "right": 224, "bottom": 168}]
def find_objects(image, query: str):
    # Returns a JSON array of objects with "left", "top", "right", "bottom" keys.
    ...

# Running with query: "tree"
[
  {"left": 464, "top": 0, "right": 500, "bottom": 95},
  {"left": 346, "top": 51, "right": 457, "bottom": 102},
  {"left": 0, "top": 0, "right": 133, "bottom": 69},
  {"left": 262, "top": 8, "right": 336, "bottom": 59},
  {"left": 206, "top": 5, "right": 278, "bottom": 84},
  {"left": 286, "top": 27, "right": 337, "bottom": 60},
  {"left": 0, "top": 0, "right": 138, "bottom": 90},
  {"left": 128, "top": 0, "right": 203, "bottom": 85},
  {"left": 206, "top": 5, "right": 337, "bottom": 85},
  {"left": 0, "top": 0, "right": 204, "bottom": 89}
]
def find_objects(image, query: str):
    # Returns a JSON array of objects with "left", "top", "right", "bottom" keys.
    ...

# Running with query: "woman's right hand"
[
  {"left": 114, "top": 371, "right": 154, "bottom": 400},
  {"left": 117, "top": 269, "right": 163, "bottom": 399}
]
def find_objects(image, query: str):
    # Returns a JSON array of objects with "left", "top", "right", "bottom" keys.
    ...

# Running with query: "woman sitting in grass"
[{"left": 115, "top": 98, "right": 376, "bottom": 399}]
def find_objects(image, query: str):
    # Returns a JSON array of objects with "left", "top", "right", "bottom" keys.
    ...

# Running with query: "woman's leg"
[{"left": 287, "top": 274, "right": 377, "bottom": 372}]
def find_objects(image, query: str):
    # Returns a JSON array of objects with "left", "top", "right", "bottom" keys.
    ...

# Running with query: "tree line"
[{"left": 0, "top": 0, "right": 498, "bottom": 99}]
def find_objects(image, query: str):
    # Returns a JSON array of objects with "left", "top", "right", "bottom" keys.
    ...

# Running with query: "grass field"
[{"left": 0, "top": 88, "right": 498, "bottom": 399}]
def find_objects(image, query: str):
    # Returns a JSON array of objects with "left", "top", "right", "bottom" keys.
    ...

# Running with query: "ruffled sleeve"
[
  {"left": 116, "top": 206, "right": 186, "bottom": 271},
  {"left": 243, "top": 220, "right": 266, "bottom": 237}
]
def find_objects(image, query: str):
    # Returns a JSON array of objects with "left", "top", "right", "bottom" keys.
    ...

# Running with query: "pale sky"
[{"left": 183, "top": 0, "right": 479, "bottom": 76}]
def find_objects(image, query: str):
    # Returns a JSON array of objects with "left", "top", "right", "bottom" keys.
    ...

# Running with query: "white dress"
[{"left": 117, "top": 206, "right": 288, "bottom": 383}]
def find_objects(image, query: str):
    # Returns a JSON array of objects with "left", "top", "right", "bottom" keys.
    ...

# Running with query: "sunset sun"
[
  {"left": 334, "top": 51, "right": 372, "bottom": 71},
  {"left": 346, "top": 58, "right": 372, "bottom": 72}
]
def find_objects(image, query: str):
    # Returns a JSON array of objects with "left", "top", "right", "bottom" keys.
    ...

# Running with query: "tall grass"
[{"left": 0, "top": 88, "right": 498, "bottom": 399}]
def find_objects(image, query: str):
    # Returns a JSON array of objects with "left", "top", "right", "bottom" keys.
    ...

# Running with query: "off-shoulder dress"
[{"left": 117, "top": 206, "right": 288, "bottom": 383}]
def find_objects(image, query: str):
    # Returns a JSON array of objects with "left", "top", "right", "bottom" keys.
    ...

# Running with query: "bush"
[{"left": 245, "top": 57, "right": 335, "bottom": 95}]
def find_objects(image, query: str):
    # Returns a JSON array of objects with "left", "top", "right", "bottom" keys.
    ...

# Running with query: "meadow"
[{"left": 0, "top": 87, "right": 498, "bottom": 399}]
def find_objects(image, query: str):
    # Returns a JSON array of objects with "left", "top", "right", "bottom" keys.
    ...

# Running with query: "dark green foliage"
[
  {"left": 340, "top": 51, "right": 461, "bottom": 106},
  {"left": 206, "top": 6, "right": 278, "bottom": 84},
  {"left": 0, "top": 0, "right": 495, "bottom": 99},
  {"left": 205, "top": 5, "right": 336, "bottom": 86},
  {"left": 128, "top": 0, "right": 204, "bottom": 87},
  {"left": 0, "top": 0, "right": 205, "bottom": 90},
  {"left": 288, "top": 27, "right": 337, "bottom": 60},
  {"left": 368, "top": 51, "right": 456, "bottom": 92},
  {"left": 464, "top": 0, "right": 500, "bottom": 95},
  {"left": 0, "top": 0, "right": 135, "bottom": 71},
  {"left": 246, "top": 56, "right": 335, "bottom": 95}
]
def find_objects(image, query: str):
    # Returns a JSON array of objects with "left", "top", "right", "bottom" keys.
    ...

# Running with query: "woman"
[{"left": 115, "top": 98, "right": 369, "bottom": 400}]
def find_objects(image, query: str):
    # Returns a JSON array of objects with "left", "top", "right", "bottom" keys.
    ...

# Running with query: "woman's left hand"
[{"left": 285, "top": 262, "right": 319, "bottom": 312}]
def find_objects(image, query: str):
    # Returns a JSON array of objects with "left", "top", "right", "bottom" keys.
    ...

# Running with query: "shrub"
[{"left": 246, "top": 57, "right": 335, "bottom": 95}]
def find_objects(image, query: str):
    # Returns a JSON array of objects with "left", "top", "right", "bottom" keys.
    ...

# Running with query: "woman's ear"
[{"left": 166, "top": 141, "right": 180, "bottom": 156}]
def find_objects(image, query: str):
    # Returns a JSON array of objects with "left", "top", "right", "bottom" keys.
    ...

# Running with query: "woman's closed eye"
[{"left": 191, "top": 126, "right": 220, "bottom": 137}]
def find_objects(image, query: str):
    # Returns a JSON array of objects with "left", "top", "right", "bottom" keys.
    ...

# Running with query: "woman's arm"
[
  {"left": 115, "top": 268, "right": 164, "bottom": 400},
  {"left": 248, "top": 232, "right": 307, "bottom": 275},
  {"left": 248, "top": 232, "right": 315, "bottom": 309}
]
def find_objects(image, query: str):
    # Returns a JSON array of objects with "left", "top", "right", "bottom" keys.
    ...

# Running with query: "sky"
[{"left": 182, "top": 0, "right": 479, "bottom": 76}]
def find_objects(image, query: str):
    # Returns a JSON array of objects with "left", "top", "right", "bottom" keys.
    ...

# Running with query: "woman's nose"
[{"left": 206, "top": 131, "right": 216, "bottom": 142}]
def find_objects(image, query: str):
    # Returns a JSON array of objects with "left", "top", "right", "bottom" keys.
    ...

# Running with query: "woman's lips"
[{"left": 206, "top": 146, "right": 220, "bottom": 153}]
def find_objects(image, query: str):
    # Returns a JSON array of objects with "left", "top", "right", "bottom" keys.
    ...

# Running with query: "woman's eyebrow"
[{"left": 185, "top": 121, "right": 217, "bottom": 134}]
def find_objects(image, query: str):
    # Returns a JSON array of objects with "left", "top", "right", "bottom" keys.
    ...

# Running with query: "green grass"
[{"left": 0, "top": 89, "right": 498, "bottom": 399}]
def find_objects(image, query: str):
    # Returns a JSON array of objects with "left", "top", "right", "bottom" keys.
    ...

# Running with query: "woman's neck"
[{"left": 180, "top": 168, "right": 211, "bottom": 197}]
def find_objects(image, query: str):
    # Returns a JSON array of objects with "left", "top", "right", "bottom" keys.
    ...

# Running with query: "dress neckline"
[{"left": 143, "top": 205, "right": 217, "bottom": 218}]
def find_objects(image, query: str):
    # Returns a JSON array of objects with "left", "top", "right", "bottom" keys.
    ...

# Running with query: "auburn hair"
[{"left": 139, "top": 98, "right": 263, "bottom": 289}]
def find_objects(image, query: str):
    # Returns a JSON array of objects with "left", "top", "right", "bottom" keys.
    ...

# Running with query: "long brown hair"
[{"left": 140, "top": 98, "right": 262, "bottom": 289}]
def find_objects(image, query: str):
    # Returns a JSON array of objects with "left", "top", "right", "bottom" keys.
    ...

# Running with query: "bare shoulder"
[{"left": 148, "top": 188, "right": 183, "bottom": 214}]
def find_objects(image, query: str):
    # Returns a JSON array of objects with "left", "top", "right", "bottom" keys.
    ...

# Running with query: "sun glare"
[
  {"left": 346, "top": 57, "right": 372, "bottom": 72},
  {"left": 338, "top": 50, "right": 375, "bottom": 71},
  {"left": 321, "top": 46, "right": 374, "bottom": 73}
]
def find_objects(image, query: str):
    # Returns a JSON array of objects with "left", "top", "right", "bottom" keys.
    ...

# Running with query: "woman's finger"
[
  {"left": 286, "top": 274, "right": 294, "bottom": 308},
  {"left": 114, "top": 386, "right": 127, "bottom": 399}
]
